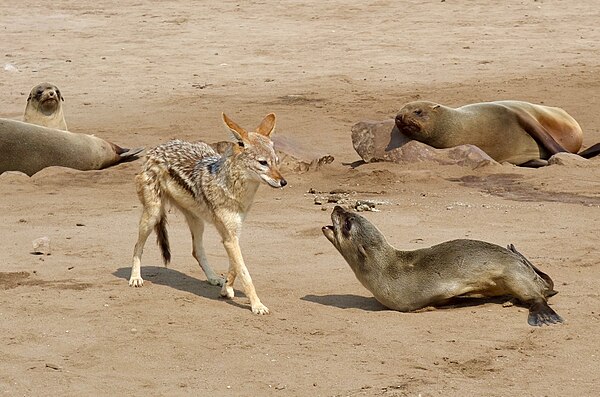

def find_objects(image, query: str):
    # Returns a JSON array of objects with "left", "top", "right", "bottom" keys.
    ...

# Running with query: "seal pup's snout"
[
  {"left": 322, "top": 206, "right": 348, "bottom": 244},
  {"left": 40, "top": 87, "right": 59, "bottom": 107},
  {"left": 321, "top": 225, "right": 335, "bottom": 243},
  {"left": 394, "top": 112, "right": 405, "bottom": 126}
]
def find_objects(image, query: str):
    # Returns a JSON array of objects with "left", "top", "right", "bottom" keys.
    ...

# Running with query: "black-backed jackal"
[{"left": 129, "top": 113, "right": 286, "bottom": 314}]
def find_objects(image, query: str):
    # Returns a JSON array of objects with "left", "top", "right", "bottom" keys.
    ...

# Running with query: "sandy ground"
[{"left": 1, "top": 1, "right": 600, "bottom": 396}]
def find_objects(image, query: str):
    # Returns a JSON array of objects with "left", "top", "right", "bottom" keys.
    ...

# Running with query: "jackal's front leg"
[{"left": 221, "top": 236, "right": 269, "bottom": 315}]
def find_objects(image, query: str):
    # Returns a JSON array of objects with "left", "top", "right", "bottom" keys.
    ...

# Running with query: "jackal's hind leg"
[
  {"left": 130, "top": 195, "right": 164, "bottom": 287},
  {"left": 184, "top": 212, "right": 224, "bottom": 286}
]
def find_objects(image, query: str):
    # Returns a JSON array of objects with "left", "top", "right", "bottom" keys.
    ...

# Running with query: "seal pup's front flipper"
[{"left": 517, "top": 159, "right": 549, "bottom": 168}]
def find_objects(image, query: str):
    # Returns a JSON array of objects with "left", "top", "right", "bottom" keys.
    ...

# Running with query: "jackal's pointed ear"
[
  {"left": 255, "top": 113, "right": 276, "bottom": 137},
  {"left": 222, "top": 113, "right": 249, "bottom": 143}
]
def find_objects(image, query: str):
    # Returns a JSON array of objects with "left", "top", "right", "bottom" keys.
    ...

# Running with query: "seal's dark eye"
[
  {"left": 258, "top": 160, "right": 268, "bottom": 166},
  {"left": 413, "top": 109, "right": 422, "bottom": 116},
  {"left": 343, "top": 218, "right": 353, "bottom": 234}
]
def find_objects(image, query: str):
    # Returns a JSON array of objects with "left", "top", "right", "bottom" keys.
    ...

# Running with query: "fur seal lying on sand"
[
  {"left": 0, "top": 118, "right": 143, "bottom": 176},
  {"left": 24, "top": 82, "right": 68, "bottom": 130},
  {"left": 395, "top": 100, "right": 600, "bottom": 167},
  {"left": 322, "top": 206, "right": 563, "bottom": 326}
]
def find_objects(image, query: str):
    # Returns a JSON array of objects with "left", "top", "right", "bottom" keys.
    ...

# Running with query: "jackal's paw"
[
  {"left": 251, "top": 303, "right": 270, "bottom": 315},
  {"left": 129, "top": 277, "right": 144, "bottom": 287},
  {"left": 220, "top": 284, "right": 234, "bottom": 299},
  {"left": 207, "top": 276, "right": 225, "bottom": 287}
]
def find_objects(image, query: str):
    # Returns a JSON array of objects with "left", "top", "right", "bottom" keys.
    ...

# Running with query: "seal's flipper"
[
  {"left": 528, "top": 300, "right": 563, "bottom": 326},
  {"left": 510, "top": 107, "right": 569, "bottom": 156},
  {"left": 578, "top": 142, "right": 600, "bottom": 159},
  {"left": 517, "top": 159, "right": 548, "bottom": 168},
  {"left": 507, "top": 244, "right": 555, "bottom": 291},
  {"left": 118, "top": 147, "right": 144, "bottom": 160}
]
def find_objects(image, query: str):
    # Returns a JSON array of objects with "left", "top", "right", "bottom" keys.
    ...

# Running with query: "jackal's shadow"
[{"left": 113, "top": 266, "right": 248, "bottom": 310}]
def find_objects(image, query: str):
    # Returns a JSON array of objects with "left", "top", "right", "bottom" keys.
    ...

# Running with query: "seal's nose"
[{"left": 395, "top": 113, "right": 403, "bottom": 124}]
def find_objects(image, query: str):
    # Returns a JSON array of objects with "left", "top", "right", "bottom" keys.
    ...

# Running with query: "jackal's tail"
[{"left": 155, "top": 214, "right": 171, "bottom": 265}]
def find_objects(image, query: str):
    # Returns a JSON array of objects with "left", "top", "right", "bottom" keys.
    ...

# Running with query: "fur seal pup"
[
  {"left": 395, "top": 100, "right": 600, "bottom": 167},
  {"left": 322, "top": 206, "right": 563, "bottom": 326},
  {"left": 0, "top": 118, "right": 143, "bottom": 176},
  {"left": 24, "top": 82, "right": 68, "bottom": 130}
]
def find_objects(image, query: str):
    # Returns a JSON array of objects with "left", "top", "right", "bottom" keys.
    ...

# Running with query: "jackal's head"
[{"left": 222, "top": 112, "right": 287, "bottom": 188}]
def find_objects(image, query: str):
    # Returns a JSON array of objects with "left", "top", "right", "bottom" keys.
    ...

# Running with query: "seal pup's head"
[
  {"left": 27, "top": 82, "right": 64, "bottom": 116},
  {"left": 322, "top": 206, "right": 391, "bottom": 270},
  {"left": 394, "top": 101, "right": 442, "bottom": 140}
]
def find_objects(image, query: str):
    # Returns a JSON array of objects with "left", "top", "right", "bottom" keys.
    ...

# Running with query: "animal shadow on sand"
[
  {"left": 302, "top": 294, "right": 387, "bottom": 312},
  {"left": 113, "top": 266, "right": 248, "bottom": 311},
  {"left": 303, "top": 293, "right": 525, "bottom": 314}
]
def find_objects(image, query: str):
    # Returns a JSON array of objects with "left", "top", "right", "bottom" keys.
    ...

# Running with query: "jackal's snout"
[{"left": 260, "top": 167, "right": 287, "bottom": 188}]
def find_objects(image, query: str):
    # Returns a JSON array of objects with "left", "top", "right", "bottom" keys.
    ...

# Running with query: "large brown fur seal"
[
  {"left": 395, "top": 100, "right": 600, "bottom": 167},
  {"left": 322, "top": 206, "right": 563, "bottom": 326},
  {"left": 0, "top": 118, "right": 143, "bottom": 176},
  {"left": 23, "top": 82, "right": 68, "bottom": 130}
]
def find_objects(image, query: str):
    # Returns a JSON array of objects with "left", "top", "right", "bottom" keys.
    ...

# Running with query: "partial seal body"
[
  {"left": 322, "top": 206, "right": 563, "bottom": 326},
  {"left": 395, "top": 100, "right": 584, "bottom": 166},
  {"left": 0, "top": 118, "right": 143, "bottom": 176},
  {"left": 24, "top": 82, "right": 68, "bottom": 130}
]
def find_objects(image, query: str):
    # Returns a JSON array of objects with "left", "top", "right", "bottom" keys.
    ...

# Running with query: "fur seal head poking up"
[
  {"left": 24, "top": 82, "right": 68, "bottom": 130},
  {"left": 322, "top": 206, "right": 563, "bottom": 326}
]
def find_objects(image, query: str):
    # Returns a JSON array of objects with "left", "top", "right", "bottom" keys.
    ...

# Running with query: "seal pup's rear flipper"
[
  {"left": 511, "top": 107, "right": 569, "bottom": 156},
  {"left": 578, "top": 142, "right": 600, "bottom": 159},
  {"left": 528, "top": 300, "right": 564, "bottom": 326},
  {"left": 507, "top": 244, "right": 556, "bottom": 295},
  {"left": 118, "top": 146, "right": 144, "bottom": 159}
]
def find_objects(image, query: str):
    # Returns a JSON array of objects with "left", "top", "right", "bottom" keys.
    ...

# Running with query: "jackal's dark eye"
[{"left": 258, "top": 160, "right": 268, "bottom": 166}]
